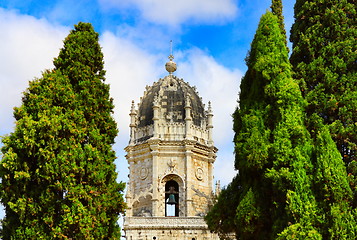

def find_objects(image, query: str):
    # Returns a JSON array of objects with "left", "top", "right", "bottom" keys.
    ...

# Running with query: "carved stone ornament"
[
  {"left": 195, "top": 167, "right": 204, "bottom": 181},
  {"left": 167, "top": 159, "right": 177, "bottom": 172},
  {"left": 140, "top": 167, "right": 149, "bottom": 180}
]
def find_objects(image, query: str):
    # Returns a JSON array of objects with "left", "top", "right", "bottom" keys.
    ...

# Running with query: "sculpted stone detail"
[
  {"left": 192, "top": 186, "right": 212, "bottom": 204},
  {"left": 191, "top": 186, "right": 214, "bottom": 216},
  {"left": 195, "top": 167, "right": 204, "bottom": 181},
  {"left": 167, "top": 159, "right": 177, "bottom": 172},
  {"left": 136, "top": 208, "right": 152, "bottom": 217},
  {"left": 162, "top": 158, "right": 182, "bottom": 176},
  {"left": 139, "top": 167, "right": 149, "bottom": 180},
  {"left": 132, "top": 184, "right": 153, "bottom": 204}
]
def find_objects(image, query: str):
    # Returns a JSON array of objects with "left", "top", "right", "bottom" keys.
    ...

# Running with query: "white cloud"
[
  {"left": 100, "top": 0, "right": 238, "bottom": 26},
  {"left": 0, "top": 7, "right": 239, "bottom": 208},
  {"left": 0, "top": 8, "right": 68, "bottom": 134},
  {"left": 101, "top": 31, "right": 163, "bottom": 133},
  {"left": 176, "top": 48, "right": 241, "bottom": 186},
  {"left": 0, "top": 7, "right": 69, "bottom": 220},
  {"left": 100, "top": 31, "right": 164, "bottom": 182},
  {"left": 214, "top": 149, "right": 237, "bottom": 187},
  {"left": 176, "top": 48, "right": 241, "bottom": 147}
]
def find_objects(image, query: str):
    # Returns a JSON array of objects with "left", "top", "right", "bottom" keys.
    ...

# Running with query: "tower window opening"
[{"left": 165, "top": 180, "right": 179, "bottom": 217}]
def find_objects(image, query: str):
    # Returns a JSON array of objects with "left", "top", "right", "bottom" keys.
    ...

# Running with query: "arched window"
[{"left": 165, "top": 180, "right": 179, "bottom": 217}]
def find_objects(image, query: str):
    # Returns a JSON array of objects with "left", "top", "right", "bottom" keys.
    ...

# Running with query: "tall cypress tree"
[
  {"left": 206, "top": 1, "right": 356, "bottom": 238},
  {"left": 233, "top": 11, "right": 321, "bottom": 239},
  {"left": 0, "top": 22, "right": 125, "bottom": 239},
  {"left": 270, "top": 0, "right": 287, "bottom": 46},
  {"left": 290, "top": 0, "right": 357, "bottom": 172}
]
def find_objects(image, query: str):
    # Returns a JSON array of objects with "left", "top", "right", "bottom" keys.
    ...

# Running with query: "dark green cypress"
[
  {"left": 270, "top": 0, "right": 287, "bottom": 46},
  {"left": 206, "top": 0, "right": 356, "bottom": 238},
  {"left": 290, "top": 1, "right": 357, "bottom": 236},
  {"left": 290, "top": 0, "right": 357, "bottom": 171},
  {"left": 234, "top": 11, "right": 320, "bottom": 239},
  {"left": 0, "top": 22, "right": 125, "bottom": 239},
  {"left": 313, "top": 122, "right": 356, "bottom": 238}
]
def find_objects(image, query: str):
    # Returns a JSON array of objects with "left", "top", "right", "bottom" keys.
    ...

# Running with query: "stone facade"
[
  {"left": 124, "top": 217, "right": 218, "bottom": 240},
  {"left": 123, "top": 58, "right": 219, "bottom": 240}
]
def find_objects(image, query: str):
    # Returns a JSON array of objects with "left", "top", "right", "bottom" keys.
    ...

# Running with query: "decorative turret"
[
  {"left": 207, "top": 101, "right": 214, "bottom": 146},
  {"left": 185, "top": 95, "right": 193, "bottom": 140},
  {"left": 129, "top": 100, "right": 137, "bottom": 145}
]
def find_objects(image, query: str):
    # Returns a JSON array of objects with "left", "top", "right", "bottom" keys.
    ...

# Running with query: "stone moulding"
[{"left": 124, "top": 217, "right": 209, "bottom": 230}]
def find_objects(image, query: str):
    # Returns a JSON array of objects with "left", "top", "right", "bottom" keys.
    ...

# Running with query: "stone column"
[
  {"left": 153, "top": 95, "right": 160, "bottom": 139},
  {"left": 125, "top": 148, "right": 134, "bottom": 217},
  {"left": 184, "top": 143, "right": 194, "bottom": 216},
  {"left": 207, "top": 101, "right": 213, "bottom": 146},
  {"left": 149, "top": 140, "right": 160, "bottom": 216},
  {"left": 208, "top": 148, "right": 216, "bottom": 193},
  {"left": 185, "top": 95, "right": 192, "bottom": 140},
  {"left": 129, "top": 100, "right": 137, "bottom": 145}
]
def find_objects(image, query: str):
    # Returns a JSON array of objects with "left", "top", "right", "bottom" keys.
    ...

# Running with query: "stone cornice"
[{"left": 123, "top": 217, "right": 209, "bottom": 230}]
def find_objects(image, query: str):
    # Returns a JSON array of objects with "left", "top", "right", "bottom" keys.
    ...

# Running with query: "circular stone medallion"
[
  {"left": 195, "top": 167, "right": 204, "bottom": 181},
  {"left": 140, "top": 167, "right": 149, "bottom": 180}
]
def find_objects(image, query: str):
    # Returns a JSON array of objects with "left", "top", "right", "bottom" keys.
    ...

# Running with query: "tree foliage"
[
  {"left": 313, "top": 123, "right": 356, "bottom": 239},
  {"left": 290, "top": 0, "right": 357, "bottom": 172},
  {"left": 0, "top": 22, "right": 125, "bottom": 239},
  {"left": 290, "top": 1, "right": 357, "bottom": 236},
  {"left": 233, "top": 11, "right": 320, "bottom": 239},
  {"left": 205, "top": 176, "right": 241, "bottom": 240},
  {"left": 206, "top": 2, "right": 356, "bottom": 237},
  {"left": 270, "top": 0, "right": 287, "bottom": 47}
]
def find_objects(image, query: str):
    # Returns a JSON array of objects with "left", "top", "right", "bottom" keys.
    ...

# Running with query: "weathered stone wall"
[
  {"left": 126, "top": 140, "right": 216, "bottom": 218},
  {"left": 124, "top": 217, "right": 220, "bottom": 240}
]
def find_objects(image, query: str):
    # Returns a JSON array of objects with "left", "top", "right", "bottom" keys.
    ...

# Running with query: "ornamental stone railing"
[{"left": 124, "top": 217, "right": 209, "bottom": 230}]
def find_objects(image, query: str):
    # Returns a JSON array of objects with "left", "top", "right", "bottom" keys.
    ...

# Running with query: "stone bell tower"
[{"left": 123, "top": 53, "right": 219, "bottom": 240}]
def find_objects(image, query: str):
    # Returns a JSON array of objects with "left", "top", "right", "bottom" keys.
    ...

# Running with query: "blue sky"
[{"left": 0, "top": 0, "right": 295, "bottom": 222}]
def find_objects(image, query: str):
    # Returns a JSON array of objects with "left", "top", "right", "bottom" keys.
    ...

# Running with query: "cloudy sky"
[{"left": 0, "top": 0, "right": 295, "bottom": 219}]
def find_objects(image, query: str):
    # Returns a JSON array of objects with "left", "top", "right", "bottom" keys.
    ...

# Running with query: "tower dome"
[
  {"left": 137, "top": 75, "right": 205, "bottom": 128},
  {"left": 128, "top": 58, "right": 214, "bottom": 146}
]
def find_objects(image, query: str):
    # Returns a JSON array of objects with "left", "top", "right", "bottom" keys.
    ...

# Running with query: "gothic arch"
[
  {"left": 160, "top": 173, "right": 185, "bottom": 187},
  {"left": 160, "top": 174, "right": 185, "bottom": 217}
]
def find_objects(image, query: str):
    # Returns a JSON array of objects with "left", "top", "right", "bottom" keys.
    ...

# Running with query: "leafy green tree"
[
  {"left": 290, "top": 0, "right": 357, "bottom": 173},
  {"left": 313, "top": 123, "right": 356, "bottom": 239},
  {"left": 206, "top": 1, "right": 356, "bottom": 239},
  {"left": 233, "top": 10, "right": 322, "bottom": 239},
  {"left": 0, "top": 22, "right": 125, "bottom": 239},
  {"left": 205, "top": 176, "right": 241, "bottom": 240}
]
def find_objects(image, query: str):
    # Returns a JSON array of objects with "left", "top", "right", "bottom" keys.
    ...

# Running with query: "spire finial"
[
  {"left": 169, "top": 40, "right": 173, "bottom": 60},
  {"left": 130, "top": 100, "right": 136, "bottom": 113},
  {"left": 165, "top": 40, "right": 177, "bottom": 74}
]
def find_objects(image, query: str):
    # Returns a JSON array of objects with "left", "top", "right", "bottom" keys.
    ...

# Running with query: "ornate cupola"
[{"left": 123, "top": 53, "right": 219, "bottom": 240}]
